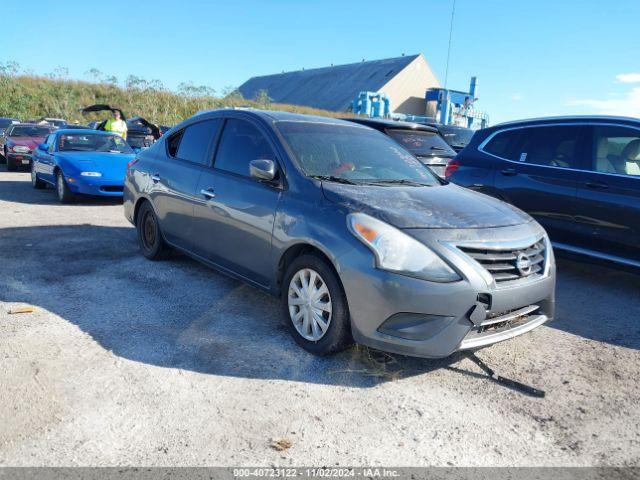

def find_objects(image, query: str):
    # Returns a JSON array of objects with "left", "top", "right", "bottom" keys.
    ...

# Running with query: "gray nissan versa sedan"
[{"left": 123, "top": 109, "right": 556, "bottom": 358}]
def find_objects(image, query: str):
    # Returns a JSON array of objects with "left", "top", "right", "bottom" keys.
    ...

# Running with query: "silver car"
[{"left": 124, "top": 109, "right": 556, "bottom": 358}]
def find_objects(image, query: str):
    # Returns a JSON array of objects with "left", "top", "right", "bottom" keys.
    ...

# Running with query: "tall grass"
[{"left": 0, "top": 65, "right": 345, "bottom": 125}]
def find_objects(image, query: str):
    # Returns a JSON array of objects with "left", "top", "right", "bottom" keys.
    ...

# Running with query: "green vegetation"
[{"left": 0, "top": 62, "right": 344, "bottom": 125}]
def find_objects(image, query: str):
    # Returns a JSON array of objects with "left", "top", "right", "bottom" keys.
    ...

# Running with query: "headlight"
[
  {"left": 12, "top": 145, "right": 30, "bottom": 153},
  {"left": 80, "top": 172, "right": 102, "bottom": 177},
  {"left": 347, "top": 213, "right": 461, "bottom": 282}
]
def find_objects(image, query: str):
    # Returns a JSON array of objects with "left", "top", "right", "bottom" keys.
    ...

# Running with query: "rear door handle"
[
  {"left": 500, "top": 167, "right": 518, "bottom": 176},
  {"left": 150, "top": 173, "right": 161, "bottom": 183},
  {"left": 585, "top": 180, "right": 609, "bottom": 189},
  {"left": 200, "top": 188, "right": 216, "bottom": 200}
]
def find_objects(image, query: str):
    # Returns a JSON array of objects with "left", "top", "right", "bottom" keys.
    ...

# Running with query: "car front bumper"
[
  {"left": 66, "top": 175, "right": 125, "bottom": 197},
  {"left": 337, "top": 221, "right": 556, "bottom": 358}
]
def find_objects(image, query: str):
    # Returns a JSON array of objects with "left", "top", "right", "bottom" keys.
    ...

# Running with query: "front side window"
[
  {"left": 513, "top": 126, "right": 582, "bottom": 168},
  {"left": 174, "top": 119, "right": 221, "bottom": 165},
  {"left": 386, "top": 129, "right": 455, "bottom": 157},
  {"left": 214, "top": 119, "right": 276, "bottom": 177},
  {"left": 276, "top": 121, "right": 439, "bottom": 185},
  {"left": 592, "top": 125, "right": 640, "bottom": 177}
]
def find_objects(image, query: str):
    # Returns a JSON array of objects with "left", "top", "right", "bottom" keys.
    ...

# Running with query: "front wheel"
[
  {"left": 281, "top": 254, "right": 352, "bottom": 356},
  {"left": 136, "top": 201, "right": 169, "bottom": 260},
  {"left": 56, "top": 170, "right": 75, "bottom": 203},
  {"left": 31, "top": 164, "right": 46, "bottom": 189}
]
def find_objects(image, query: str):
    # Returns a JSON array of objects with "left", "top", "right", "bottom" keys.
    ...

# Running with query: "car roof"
[
  {"left": 11, "top": 122, "right": 47, "bottom": 126},
  {"left": 345, "top": 117, "right": 439, "bottom": 132},
  {"left": 195, "top": 108, "right": 357, "bottom": 126},
  {"left": 55, "top": 128, "right": 113, "bottom": 135},
  {"left": 490, "top": 115, "right": 640, "bottom": 129}
]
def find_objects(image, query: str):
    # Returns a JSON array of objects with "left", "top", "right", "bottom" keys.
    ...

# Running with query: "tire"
[
  {"left": 6, "top": 157, "right": 16, "bottom": 172},
  {"left": 136, "top": 201, "right": 170, "bottom": 260},
  {"left": 56, "top": 170, "right": 75, "bottom": 203},
  {"left": 31, "top": 163, "right": 46, "bottom": 189},
  {"left": 281, "top": 253, "right": 352, "bottom": 355}
]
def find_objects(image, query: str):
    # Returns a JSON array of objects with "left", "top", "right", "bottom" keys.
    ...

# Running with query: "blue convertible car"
[{"left": 31, "top": 129, "right": 135, "bottom": 202}]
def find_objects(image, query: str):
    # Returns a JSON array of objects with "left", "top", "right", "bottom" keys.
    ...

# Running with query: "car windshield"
[
  {"left": 9, "top": 126, "right": 52, "bottom": 137},
  {"left": 439, "top": 125, "right": 475, "bottom": 148},
  {"left": 386, "top": 129, "right": 455, "bottom": 156},
  {"left": 58, "top": 133, "right": 133, "bottom": 153},
  {"left": 277, "top": 121, "right": 440, "bottom": 186}
]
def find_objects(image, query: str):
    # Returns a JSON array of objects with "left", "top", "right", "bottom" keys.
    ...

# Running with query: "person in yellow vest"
[{"left": 104, "top": 109, "right": 127, "bottom": 140}]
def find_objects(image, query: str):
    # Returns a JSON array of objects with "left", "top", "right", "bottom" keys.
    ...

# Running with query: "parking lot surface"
[{"left": 1, "top": 167, "right": 639, "bottom": 466}]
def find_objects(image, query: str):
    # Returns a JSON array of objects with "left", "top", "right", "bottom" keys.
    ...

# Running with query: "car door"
[
  {"left": 491, "top": 125, "right": 588, "bottom": 244},
  {"left": 35, "top": 134, "right": 57, "bottom": 182},
  {"left": 150, "top": 118, "right": 222, "bottom": 251},
  {"left": 572, "top": 124, "right": 640, "bottom": 261},
  {"left": 192, "top": 116, "right": 284, "bottom": 287}
]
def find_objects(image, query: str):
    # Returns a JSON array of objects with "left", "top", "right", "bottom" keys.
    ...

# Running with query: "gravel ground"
[{"left": 0, "top": 167, "right": 639, "bottom": 467}]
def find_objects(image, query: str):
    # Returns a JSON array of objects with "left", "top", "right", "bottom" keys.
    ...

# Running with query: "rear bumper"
[
  {"left": 337, "top": 222, "right": 556, "bottom": 358},
  {"left": 6, "top": 153, "right": 32, "bottom": 167}
]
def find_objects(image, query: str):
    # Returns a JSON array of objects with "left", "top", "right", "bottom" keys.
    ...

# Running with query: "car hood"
[
  {"left": 321, "top": 182, "right": 532, "bottom": 229},
  {"left": 9, "top": 137, "right": 46, "bottom": 149},
  {"left": 57, "top": 152, "right": 135, "bottom": 176}
]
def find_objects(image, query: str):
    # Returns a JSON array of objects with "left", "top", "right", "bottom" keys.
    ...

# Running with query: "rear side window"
[
  {"left": 514, "top": 126, "right": 582, "bottom": 168},
  {"left": 172, "top": 119, "right": 221, "bottom": 165},
  {"left": 592, "top": 125, "right": 640, "bottom": 176},
  {"left": 214, "top": 119, "right": 276, "bottom": 177}
]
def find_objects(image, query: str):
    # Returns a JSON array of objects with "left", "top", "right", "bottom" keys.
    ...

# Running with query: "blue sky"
[{"left": 3, "top": 0, "right": 639, "bottom": 123}]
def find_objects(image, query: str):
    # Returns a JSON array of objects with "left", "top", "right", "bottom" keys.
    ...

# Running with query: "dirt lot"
[{"left": 0, "top": 167, "right": 639, "bottom": 467}]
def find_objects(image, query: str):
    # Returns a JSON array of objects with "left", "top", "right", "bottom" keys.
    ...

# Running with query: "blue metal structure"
[
  {"left": 425, "top": 77, "right": 489, "bottom": 129},
  {"left": 352, "top": 91, "right": 391, "bottom": 118}
]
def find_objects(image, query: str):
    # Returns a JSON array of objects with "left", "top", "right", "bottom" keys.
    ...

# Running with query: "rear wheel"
[
  {"left": 136, "top": 201, "right": 169, "bottom": 260},
  {"left": 31, "top": 163, "right": 46, "bottom": 189},
  {"left": 56, "top": 170, "right": 75, "bottom": 203},
  {"left": 281, "top": 254, "right": 352, "bottom": 355}
]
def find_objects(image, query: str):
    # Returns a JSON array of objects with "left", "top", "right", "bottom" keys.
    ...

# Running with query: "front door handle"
[
  {"left": 200, "top": 188, "right": 216, "bottom": 200},
  {"left": 150, "top": 173, "right": 161, "bottom": 183},
  {"left": 585, "top": 180, "right": 609, "bottom": 189},
  {"left": 500, "top": 167, "right": 518, "bottom": 176}
]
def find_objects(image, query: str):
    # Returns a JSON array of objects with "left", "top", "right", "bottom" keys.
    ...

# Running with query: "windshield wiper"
[
  {"left": 365, "top": 179, "right": 429, "bottom": 187},
  {"left": 430, "top": 146, "right": 449, "bottom": 151},
  {"left": 309, "top": 175, "right": 358, "bottom": 185}
]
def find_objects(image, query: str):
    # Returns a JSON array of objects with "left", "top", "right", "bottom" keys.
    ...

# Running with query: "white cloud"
[
  {"left": 616, "top": 73, "right": 640, "bottom": 84},
  {"left": 568, "top": 86, "right": 640, "bottom": 117},
  {"left": 510, "top": 93, "right": 523, "bottom": 101}
]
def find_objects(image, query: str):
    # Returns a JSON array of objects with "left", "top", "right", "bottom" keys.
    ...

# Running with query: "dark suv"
[{"left": 448, "top": 116, "right": 640, "bottom": 267}]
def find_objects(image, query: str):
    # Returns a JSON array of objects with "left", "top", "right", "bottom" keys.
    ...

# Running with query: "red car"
[{"left": 3, "top": 123, "right": 54, "bottom": 171}]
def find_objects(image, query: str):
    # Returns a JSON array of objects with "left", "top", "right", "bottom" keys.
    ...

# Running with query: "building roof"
[{"left": 238, "top": 55, "right": 421, "bottom": 112}]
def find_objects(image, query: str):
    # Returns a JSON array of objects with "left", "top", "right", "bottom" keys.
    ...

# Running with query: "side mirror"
[
  {"left": 249, "top": 159, "right": 277, "bottom": 181},
  {"left": 37, "top": 143, "right": 47, "bottom": 152}
]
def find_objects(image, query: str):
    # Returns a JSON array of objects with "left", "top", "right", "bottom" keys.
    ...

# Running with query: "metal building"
[{"left": 237, "top": 54, "right": 440, "bottom": 115}]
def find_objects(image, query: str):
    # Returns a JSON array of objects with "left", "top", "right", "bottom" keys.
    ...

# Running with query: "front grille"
[
  {"left": 459, "top": 238, "right": 546, "bottom": 284},
  {"left": 100, "top": 185, "right": 124, "bottom": 192}
]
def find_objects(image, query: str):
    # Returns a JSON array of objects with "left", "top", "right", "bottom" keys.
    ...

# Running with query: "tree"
[{"left": 253, "top": 89, "right": 271, "bottom": 106}]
